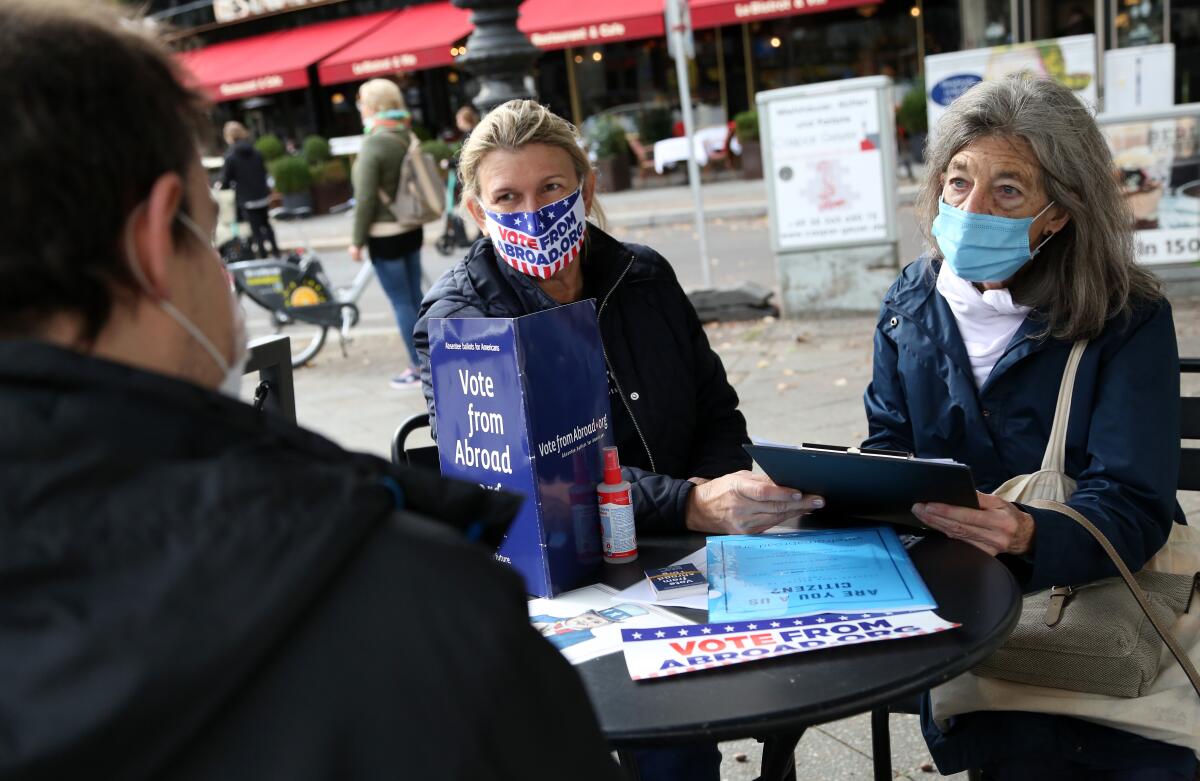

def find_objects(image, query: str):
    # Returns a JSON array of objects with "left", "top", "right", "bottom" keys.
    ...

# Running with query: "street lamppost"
[{"left": 452, "top": 0, "right": 538, "bottom": 114}]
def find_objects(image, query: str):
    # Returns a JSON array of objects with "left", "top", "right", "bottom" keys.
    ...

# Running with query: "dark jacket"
[
  {"left": 219, "top": 140, "right": 271, "bottom": 208},
  {"left": 413, "top": 225, "right": 751, "bottom": 533},
  {"left": 863, "top": 259, "right": 1190, "bottom": 774},
  {"left": 0, "top": 341, "right": 623, "bottom": 781}
]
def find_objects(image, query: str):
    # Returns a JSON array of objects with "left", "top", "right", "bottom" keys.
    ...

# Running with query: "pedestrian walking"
[
  {"left": 219, "top": 121, "right": 278, "bottom": 258},
  {"left": 349, "top": 79, "right": 424, "bottom": 389}
]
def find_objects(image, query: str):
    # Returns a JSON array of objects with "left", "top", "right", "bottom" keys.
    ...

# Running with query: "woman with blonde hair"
[
  {"left": 349, "top": 78, "right": 425, "bottom": 389},
  {"left": 863, "top": 74, "right": 1189, "bottom": 779},
  {"left": 413, "top": 99, "right": 823, "bottom": 780}
]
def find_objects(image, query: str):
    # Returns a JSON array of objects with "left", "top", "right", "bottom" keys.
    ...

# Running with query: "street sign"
[{"left": 664, "top": 0, "right": 695, "bottom": 62}]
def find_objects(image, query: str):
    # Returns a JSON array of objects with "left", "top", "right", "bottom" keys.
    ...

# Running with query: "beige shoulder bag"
[{"left": 931, "top": 340, "right": 1200, "bottom": 754}]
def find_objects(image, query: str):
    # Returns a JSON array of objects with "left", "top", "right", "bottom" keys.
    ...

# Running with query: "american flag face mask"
[{"left": 483, "top": 187, "right": 587, "bottom": 279}]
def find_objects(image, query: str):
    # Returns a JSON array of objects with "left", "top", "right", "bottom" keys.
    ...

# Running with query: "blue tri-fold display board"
[{"left": 428, "top": 300, "right": 615, "bottom": 597}]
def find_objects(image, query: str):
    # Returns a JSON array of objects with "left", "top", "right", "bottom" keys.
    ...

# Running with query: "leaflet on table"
[
  {"left": 620, "top": 610, "right": 960, "bottom": 680},
  {"left": 528, "top": 584, "right": 692, "bottom": 665},
  {"left": 707, "top": 526, "right": 936, "bottom": 622}
]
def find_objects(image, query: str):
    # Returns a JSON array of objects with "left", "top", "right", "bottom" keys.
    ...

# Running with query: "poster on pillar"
[
  {"left": 1099, "top": 105, "right": 1200, "bottom": 266},
  {"left": 924, "top": 35, "right": 1098, "bottom": 139},
  {"left": 428, "top": 300, "right": 616, "bottom": 598},
  {"left": 758, "top": 76, "right": 895, "bottom": 252}
]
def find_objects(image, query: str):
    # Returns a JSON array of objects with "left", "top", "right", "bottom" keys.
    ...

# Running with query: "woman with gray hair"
[{"left": 863, "top": 75, "right": 1189, "bottom": 779}]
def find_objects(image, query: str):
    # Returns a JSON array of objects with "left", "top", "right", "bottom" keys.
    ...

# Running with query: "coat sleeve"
[
  {"left": 220, "top": 154, "right": 235, "bottom": 191},
  {"left": 351, "top": 138, "right": 382, "bottom": 249},
  {"left": 1022, "top": 302, "right": 1180, "bottom": 591},
  {"left": 862, "top": 311, "right": 916, "bottom": 454},
  {"left": 413, "top": 287, "right": 486, "bottom": 442},
  {"left": 622, "top": 466, "right": 695, "bottom": 535}
]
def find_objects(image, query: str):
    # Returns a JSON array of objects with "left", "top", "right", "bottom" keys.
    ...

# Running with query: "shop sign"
[
  {"left": 212, "top": 0, "right": 342, "bottom": 24},
  {"left": 350, "top": 53, "right": 419, "bottom": 76},
  {"left": 530, "top": 22, "right": 631, "bottom": 49},
  {"left": 1100, "top": 106, "right": 1200, "bottom": 265},
  {"left": 218, "top": 74, "right": 285, "bottom": 97},
  {"left": 924, "top": 35, "right": 1098, "bottom": 138}
]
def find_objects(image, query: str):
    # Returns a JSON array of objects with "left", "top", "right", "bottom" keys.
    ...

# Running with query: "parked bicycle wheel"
[{"left": 270, "top": 310, "right": 328, "bottom": 368}]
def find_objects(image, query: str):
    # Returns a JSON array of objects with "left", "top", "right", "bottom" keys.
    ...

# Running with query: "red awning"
[
  {"left": 689, "top": 0, "right": 880, "bottom": 30},
  {"left": 179, "top": 11, "right": 395, "bottom": 102},
  {"left": 318, "top": 3, "right": 472, "bottom": 86},
  {"left": 517, "top": 0, "right": 665, "bottom": 51}
]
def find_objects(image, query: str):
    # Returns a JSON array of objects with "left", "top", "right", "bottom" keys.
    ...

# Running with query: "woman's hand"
[
  {"left": 348, "top": 245, "right": 363, "bottom": 262},
  {"left": 685, "top": 470, "right": 824, "bottom": 535},
  {"left": 912, "top": 492, "right": 1035, "bottom": 556}
]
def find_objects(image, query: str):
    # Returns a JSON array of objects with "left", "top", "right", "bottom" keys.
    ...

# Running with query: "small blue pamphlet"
[
  {"left": 645, "top": 563, "right": 708, "bottom": 599},
  {"left": 706, "top": 527, "right": 935, "bottom": 622}
]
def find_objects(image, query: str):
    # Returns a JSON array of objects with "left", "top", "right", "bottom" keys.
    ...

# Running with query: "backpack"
[{"left": 378, "top": 131, "right": 444, "bottom": 230}]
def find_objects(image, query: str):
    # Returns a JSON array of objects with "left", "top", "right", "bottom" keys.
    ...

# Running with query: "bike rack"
[{"left": 244, "top": 335, "right": 297, "bottom": 422}]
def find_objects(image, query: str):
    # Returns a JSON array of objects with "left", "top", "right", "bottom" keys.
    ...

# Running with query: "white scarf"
[{"left": 935, "top": 263, "right": 1032, "bottom": 389}]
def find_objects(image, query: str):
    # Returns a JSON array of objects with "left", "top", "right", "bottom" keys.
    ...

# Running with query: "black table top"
[{"left": 576, "top": 531, "right": 1021, "bottom": 747}]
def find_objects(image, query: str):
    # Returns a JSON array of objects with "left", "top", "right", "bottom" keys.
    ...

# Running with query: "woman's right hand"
[
  {"left": 348, "top": 245, "right": 363, "bottom": 262},
  {"left": 684, "top": 471, "right": 823, "bottom": 535}
]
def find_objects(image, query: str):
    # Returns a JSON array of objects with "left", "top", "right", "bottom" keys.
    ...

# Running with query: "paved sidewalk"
[{"left": 263, "top": 295, "right": 1200, "bottom": 780}]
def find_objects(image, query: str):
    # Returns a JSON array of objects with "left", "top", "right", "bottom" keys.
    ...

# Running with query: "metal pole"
[
  {"left": 716, "top": 29, "right": 728, "bottom": 119},
  {"left": 670, "top": 5, "right": 711, "bottom": 287},
  {"left": 565, "top": 47, "right": 583, "bottom": 127},
  {"left": 741, "top": 23, "right": 755, "bottom": 105},
  {"left": 915, "top": 0, "right": 925, "bottom": 78}
]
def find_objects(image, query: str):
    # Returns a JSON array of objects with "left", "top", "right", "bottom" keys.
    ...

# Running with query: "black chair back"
[
  {"left": 391, "top": 412, "right": 439, "bottom": 470},
  {"left": 1182, "top": 358, "right": 1200, "bottom": 492}
]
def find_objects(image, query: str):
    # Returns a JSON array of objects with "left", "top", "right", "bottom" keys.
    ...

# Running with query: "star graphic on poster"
[
  {"left": 677, "top": 629, "right": 689, "bottom": 636},
  {"left": 700, "top": 627, "right": 713, "bottom": 634},
  {"left": 770, "top": 621, "right": 781, "bottom": 628},
  {"left": 724, "top": 625, "right": 735, "bottom": 632},
  {"left": 792, "top": 619, "right": 804, "bottom": 625},
  {"left": 747, "top": 623, "right": 758, "bottom": 630},
  {"left": 815, "top": 618, "right": 827, "bottom": 623},
  {"left": 631, "top": 632, "right": 642, "bottom": 640},
  {"left": 655, "top": 630, "right": 666, "bottom": 638},
  {"left": 838, "top": 616, "right": 849, "bottom": 621}
]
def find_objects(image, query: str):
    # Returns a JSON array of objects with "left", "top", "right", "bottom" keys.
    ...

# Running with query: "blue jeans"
[
  {"left": 371, "top": 250, "right": 422, "bottom": 367},
  {"left": 631, "top": 743, "right": 721, "bottom": 781}
]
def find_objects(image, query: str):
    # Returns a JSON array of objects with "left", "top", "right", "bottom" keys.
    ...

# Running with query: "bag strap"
[
  {"left": 1028, "top": 498, "right": 1200, "bottom": 699},
  {"left": 372, "top": 130, "right": 412, "bottom": 206},
  {"left": 1040, "top": 340, "right": 1088, "bottom": 473}
]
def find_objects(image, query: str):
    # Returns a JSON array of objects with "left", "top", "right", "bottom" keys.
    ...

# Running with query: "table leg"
[
  {"left": 756, "top": 731, "right": 803, "bottom": 781},
  {"left": 871, "top": 706, "right": 892, "bottom": 781},
  {"left": 615, "top": 748, "right": 642, "bottom": 781}
]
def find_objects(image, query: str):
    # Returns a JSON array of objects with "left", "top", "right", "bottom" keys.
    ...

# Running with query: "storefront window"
[
  {"left": 750, "top": 0, "right": 921, "bottom": 95},
  {"left": 960, "top": 0, "right": 1012, "bottom": 49},
  {"left": 1115, "top": 0, "right": 1166, "bottom": 47}
]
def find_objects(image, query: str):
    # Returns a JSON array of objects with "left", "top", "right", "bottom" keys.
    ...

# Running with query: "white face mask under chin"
[{"left": 125, "top": 213, "right": 249, "bottom": 398}]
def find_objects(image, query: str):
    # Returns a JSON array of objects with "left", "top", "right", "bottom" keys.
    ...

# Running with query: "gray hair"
[{"left": 916, "top": 74, "right": 1161, "bottom": 341}]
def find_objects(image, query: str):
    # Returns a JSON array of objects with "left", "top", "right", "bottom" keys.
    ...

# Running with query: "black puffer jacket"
[
  {"left": 414, "top": 225, "right": 751, "bottom": 533},
  {"left": 219, "top": 140, "right": 271, "bottom": 207},
  {"left": 0, "top": 341, "right": 622, "bottom": 781}
]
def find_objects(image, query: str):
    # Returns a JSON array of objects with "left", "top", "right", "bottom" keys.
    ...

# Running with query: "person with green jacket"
[{"left": 349, "top": 79, "right": 424, "bottom": 389}]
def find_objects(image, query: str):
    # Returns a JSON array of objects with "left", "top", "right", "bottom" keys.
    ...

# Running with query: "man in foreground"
[{"left": 0, "top": 3, "right": 622, "bottom": 779}]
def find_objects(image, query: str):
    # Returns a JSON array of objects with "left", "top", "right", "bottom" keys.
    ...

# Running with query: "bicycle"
[{"left": 222, "top": 203, "right": 374, "bottom": 368}]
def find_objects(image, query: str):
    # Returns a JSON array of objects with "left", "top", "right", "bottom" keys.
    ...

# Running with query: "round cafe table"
[{"left": 576, "top": 531, "right": 1021, "bottom": 781}]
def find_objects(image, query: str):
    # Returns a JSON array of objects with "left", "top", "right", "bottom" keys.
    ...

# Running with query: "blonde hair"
[
  {"left": 459, "top": 99, "right": 605, "bottom": 228},
  {"left": 223, "top": 120, "right": 249, "bottom": 145},
  {"left": 357, "top": 78, "right": 405, "bottom": 113}
]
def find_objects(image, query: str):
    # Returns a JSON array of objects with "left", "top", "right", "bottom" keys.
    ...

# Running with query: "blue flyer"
[
  {"left": 429, "top": 300, "right": 615, "bottom": 598},
  {"left": 706, "top": 527, "right": 936, "bottom": 622}
]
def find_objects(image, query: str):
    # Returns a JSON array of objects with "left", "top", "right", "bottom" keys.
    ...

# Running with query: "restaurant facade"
[{"left": 159, "top": 0, "right": 1197, "bottom": 151}]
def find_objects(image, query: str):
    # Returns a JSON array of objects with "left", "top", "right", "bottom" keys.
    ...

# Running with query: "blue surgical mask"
[{"left": 931, "top": 198, "right": 1057, "bottom": 283}]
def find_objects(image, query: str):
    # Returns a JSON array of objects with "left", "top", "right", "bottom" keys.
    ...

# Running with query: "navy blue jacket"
[
  {"left": 414, "top": 225, "right": 751, "bottom": 533},
  {"left": 864, "top": 259, "right": 1189, "bottom": 773}
]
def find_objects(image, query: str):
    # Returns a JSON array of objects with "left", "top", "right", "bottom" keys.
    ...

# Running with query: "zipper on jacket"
[{"left": 597, "top": 253, "right": 656, "bottom": 473}]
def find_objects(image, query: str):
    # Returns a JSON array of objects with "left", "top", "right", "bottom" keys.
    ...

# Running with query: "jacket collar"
[
  {"left": 885, "top": 257, "right": 1060, "bottom": 389},
  {"left": 462, "top": 223, "right": 634, "bottom": 317}
]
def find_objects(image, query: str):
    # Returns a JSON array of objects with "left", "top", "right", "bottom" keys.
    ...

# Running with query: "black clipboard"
[{"left": 744, "top": 443, "right": 979, "bottom": 529}]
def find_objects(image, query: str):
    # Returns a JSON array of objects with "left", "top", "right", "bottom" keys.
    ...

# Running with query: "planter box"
[
  {"left": 311, "top": 179, "right": 353, "bottom": 215},
  {"left": 740, "top": 140, "right": 763, "bottom": 180},
  {"left": 596, "top": 154, "right": 632, "bottom": 193}
]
